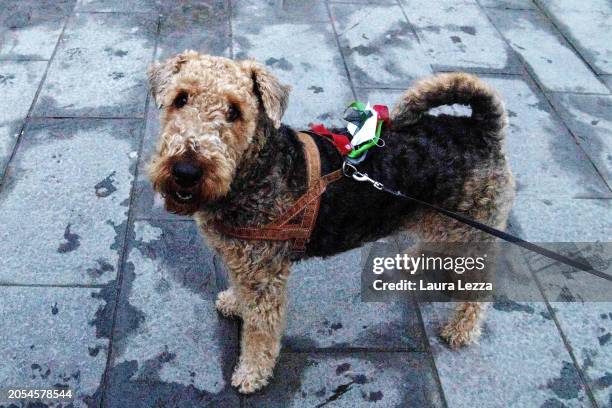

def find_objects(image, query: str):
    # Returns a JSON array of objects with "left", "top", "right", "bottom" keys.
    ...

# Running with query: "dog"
[{"left": 147, "top": 50, "right": 515, "bottom": 393}]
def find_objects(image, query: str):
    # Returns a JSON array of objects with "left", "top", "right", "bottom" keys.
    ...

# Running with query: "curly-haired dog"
[{"left": 147, "top": 51, "right": 514, "bottom": 393}]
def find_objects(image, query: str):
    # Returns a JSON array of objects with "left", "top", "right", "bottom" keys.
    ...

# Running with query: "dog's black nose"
[{"left": 172, "top": 162, "right": 202, "bottom": 187}]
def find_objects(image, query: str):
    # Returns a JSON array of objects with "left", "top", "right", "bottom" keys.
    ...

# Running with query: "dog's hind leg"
[
  {"left": 441, "top": 301, "right": 488, "bottom": 348},
  {"left": 411, "top": 167, "right": 514, "bottom": 348},
  {"left": 413, "top": 211, "right": 491, "bottom": 348}
]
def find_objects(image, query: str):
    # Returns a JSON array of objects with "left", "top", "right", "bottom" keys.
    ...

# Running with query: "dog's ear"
[
  {"left": 147, "top": 51, "right": 195, "bottom": 108},
  {"left": 241, "top": 60, "right": 291, "bottom": 129}
]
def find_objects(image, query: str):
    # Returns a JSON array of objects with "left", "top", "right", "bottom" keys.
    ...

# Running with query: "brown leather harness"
[{"left": 214, "top": 132, "right": 343, "bottom": 253}]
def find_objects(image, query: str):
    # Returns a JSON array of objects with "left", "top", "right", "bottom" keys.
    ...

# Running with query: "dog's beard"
[
  {"left": 153, "top": 169, "right": 233, "bottom": 216},
  {"left": 149, "top": 143, "right": 238, "bottom": 216}
]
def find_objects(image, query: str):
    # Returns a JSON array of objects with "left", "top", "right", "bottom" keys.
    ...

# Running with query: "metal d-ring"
[{"left": 342, "top": 161, "right": 358, "bottom": 177}]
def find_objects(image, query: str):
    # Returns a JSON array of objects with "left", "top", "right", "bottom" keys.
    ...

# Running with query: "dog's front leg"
[
  {"left": 231, "top": 266, "right": 288, "bottom": 394},
  {"left": 216, "top": 286, "right": 240, "bottom": 318}
]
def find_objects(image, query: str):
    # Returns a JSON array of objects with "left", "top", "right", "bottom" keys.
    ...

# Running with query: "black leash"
[{"left": 342, "top": 162, "right": 611, "bottom": 282}]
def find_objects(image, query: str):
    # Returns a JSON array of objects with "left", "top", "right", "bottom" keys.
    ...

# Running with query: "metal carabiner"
[{"left": 351, "top": 172, "right": 384, "bottom": 190}]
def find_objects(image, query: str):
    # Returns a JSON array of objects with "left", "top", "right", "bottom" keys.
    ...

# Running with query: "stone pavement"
[{"left": 0, "top": 0, "right": 610, "bottom": 407}]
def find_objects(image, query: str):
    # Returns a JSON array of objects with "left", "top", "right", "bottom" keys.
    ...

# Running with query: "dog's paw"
[
  {"left": 216, "top": 289, "right": 239, "bottom": 318},
  {"left": 440, "top": 321, "right": 481, "bottom": 348},
  {"left": 231, "top": 362, "right": 271, "bottom": 394}
]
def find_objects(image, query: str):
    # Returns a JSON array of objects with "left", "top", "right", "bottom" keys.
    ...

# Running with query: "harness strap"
[{"left": 214, "top": 132, "right": 342, "bottom": 253}]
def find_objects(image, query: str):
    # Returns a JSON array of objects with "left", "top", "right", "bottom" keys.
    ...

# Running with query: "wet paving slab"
[
  {"left": 93, "top": 219, "right": 240, "bottom": 407},
  {"left": 285, "top": 244, "right": 426, "bottom": 351},
  {"left": 75, "top": 0, "right": 159, "bottom": 13},
  {"left": 0, "top": 119, "right": 142, "bottom": 285},
  {"left": 537, "top": 0, "right": 612, "bottom": 75},
  {"left": 421, "top": 301, "right": 596, "bottom": 408},
  {"left": 0, "top": 60, "right": 47, "bottom": 179},
  {"left": 156, "top": 0, "right": 231, "bottom": 60},
  {"left": 546, "top": 303, "right": 612, "bottom": 408},
  {"left": 244, "top": 351, "right": 444, "bottom": 407},
  {"left": 487, "top": 75, "right": 611, "bottom": 198},
  {"left": 602, "top": 75, "right": 612, "bottom": 92},
  {"left": 547, "top": 93, "right": 612, "bottom": 189},
  {"left": 33, "top": 12, "right": 156, "bottom": 118},
  {"left": 233, "top": 1, "right": 353, "bottom": 129},
  {"left": 510, "top": 197, "right": 612, "bottom": 408},
  {"left": 330, "top": 3, "right": 432, "bottom": 88},
  {"left": 509, "top": 197, "right": 611, "bottom": 242},
  {"left": 401, "top": 0, "right": 521, "bottom": 73},
  {"left": 486, "top": 8, "right": 609, "bottom": 94},
  {"left": 0, "top": 0, "right": 76, "bottom": 61},
  {"left": 478, "top": 0, "right": 536, "bottom": 9},
  {"left": 0, "top": 286, "right": 108, "bottom": 407},
  {"left": 233, "top": 0, "right": 330, "bottom": 25}
]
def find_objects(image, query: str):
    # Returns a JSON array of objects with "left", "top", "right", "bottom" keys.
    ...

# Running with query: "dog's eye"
[
  {"left": 227, "top": 103, "right": 241, "bottom": 122},
  {"left": 172, "top": 91, "right": 188, "bottom": 109}
]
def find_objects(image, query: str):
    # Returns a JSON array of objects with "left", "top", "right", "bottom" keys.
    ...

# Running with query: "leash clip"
[
  {"left": 343, "top": 161, "right": 384, "bottom": 190},
  {"left": 351, "top": 171, "right": 384, "bottom": 190}
]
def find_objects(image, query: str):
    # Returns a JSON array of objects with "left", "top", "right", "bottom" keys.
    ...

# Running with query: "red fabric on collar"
[{"left": 308, "top": 124, "right": 352, "bottom": 155}]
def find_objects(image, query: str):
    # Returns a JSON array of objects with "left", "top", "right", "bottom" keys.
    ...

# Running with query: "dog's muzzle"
[{"left": 160, "top": 160, "right": 204, "bottom": 214}]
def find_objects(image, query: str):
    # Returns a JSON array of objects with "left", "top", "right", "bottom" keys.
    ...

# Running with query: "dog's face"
[{"left": 147, "top": 51, "right": 290, "bottom": 215}]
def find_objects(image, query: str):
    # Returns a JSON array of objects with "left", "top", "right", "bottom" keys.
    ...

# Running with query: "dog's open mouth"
[
  {"left": 173, "top": 190, "right": 194, "bottom": 202},
  {"left": 162, "top": 187, "right": 201, "bottom": 215}
]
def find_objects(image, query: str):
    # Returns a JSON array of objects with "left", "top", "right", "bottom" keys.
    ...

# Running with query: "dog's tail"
[{"left": 391, "top": 72, "right": 507, "bottom": 140}]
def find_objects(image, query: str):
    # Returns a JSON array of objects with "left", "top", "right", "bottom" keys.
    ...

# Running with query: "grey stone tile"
[
  {"left": 234, "top": 6, "right": 353, "bottom": 128},
  {"left": 548, "top": 93, "right": 612, "bottom": 187},
  {"left": 538, "top": 5, "right": 612, "bottom": 75},
  {"left": 529, "top": 242, "right": 612, "bottom": 303},
  {"left": 402, "top": 0, "right": 520, "bottom": 73},
  {"left": 550, "top": 303, "right": 612, "bottom": 408},
  {"left": 330, "top": 3, "right": 432, "bottom": 88},
  {"left": 232, "top": 0, "right": 330, "bottom": 25},
  {"left": 93, "top": 219, "right": 240, "bottom": 407},
  {"left": 0, "top": 286, "right": 108, "bottom": 407},
  {"left": 156, "top": 0, "right": 231, "bottom": 59},
  {"left": 478, "top": 0, "right": 535, "bottom": 8},
  {"left": 537, "top": 0, "right": 611, "bottom": 13},
  {"left": 509, "top": 197, "right": 611, "bottom": 242},
  {"left": 0, "top": 0, "right": 75, "bottom": 60},
  {"left": 133, "top": 97, "right": 190, "bottom": 221},
  {"left": 330, "top": 0, "right": 396, "bottom": 4},
  {"left": 285, "top": 245, "right": 426, "bottom": 351},
  {"left": 486, "top": 76, "right": 610, "bottom": 198},
  {"left": 0, "top": 119, "right": 142, "bottom": 285},
  {"left": 506, "top": 197, "right": 611, "bottom": 408},
  {"left": 33, "top": 13, "right": 156, "bottom": 118},
  {"left": 75, "top": 0, "right": 159, "bottom": 12},
  {"left": 487, "top": 9, "right": 609, "bottom": 93},
  {"left": 0, "top": 61, "right": 47, "bottom": 178},
  {"left": 245, "top": 352, "right": 444, "bottom": 407},
  {"left": 421, "top": 301, "right": 595, "bottom": 408}
]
